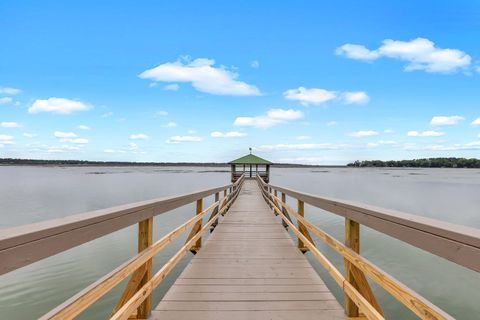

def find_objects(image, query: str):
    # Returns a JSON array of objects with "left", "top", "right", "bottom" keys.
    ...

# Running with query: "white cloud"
[
  {"left": 234, "top": 108, "right": 304, "bottom": 129},
  {"left": 337, "top": 38, "right": 471, "bottom": 73},
  {"left": 23, "top": 133, "right": 37, "bottom": 138},
  {"left": 29, "top": 98, "right": 91, "bottom": 114},
  {"left": 284, "top": 87, "right": 369, "bottom": 106},
  {"left": 139, "top": 57, "right": 261, "bottom": 96},
  {"left": 404, "top": 142, "right": 480, "bottom": 151},
  {"left": 72, "top": 138, "right": 88, "bottom": 144},
  {"left": 210, "top": 131, "right": 246, "bottom": 138},
  {"left": 130, "top": 134, "right": 149, "bottom": 140},
  {"left": 377, "top": 140, "right": 397, "bottom": 145},
  {"left": 296, "top": 135, "right": 311, "bottom": 140},
  {"left": 166, "top": 135, "right": 203, "bottom": 143},
  {"left": 335, "top": 44, "right": 380, "bottom": 61},
  {"left": 430, "top": 115, "right": 464, "bottom": 126},
  {"left": 0, "top": 134, "right": 14, "bottom": 144},
  {"left": 278, "top": 156, "right": 328, "bottom": 164},
  {"left": 384, "top": 129, "right": 394, "bottom": 133},
  {"left": 104, "top": 149, "right": 116, "bottom": 153},
  {"left": 0, "top": 97, "right": 13, "bottom": 105},
  {"left": 187, "top": 129, "right": 197, "bottom": 134},
  {"left": 1, "top": 121, "right": 22, "bottom": 128},
  {"left": 155, "top": 110, "right": 168, "bottom": 117},
  {"left": 327, "top": 121, "right": 338, "bottom": 126},
  {"left": 251, "top": 60, "right": 260, "bottom": 68},
  {"left": 163, "top": 83, "right": 179, "bottom": 91},
  {"left": 78, "top": 125, "right": 90, "bottom": 130},
  {"left": 0, "top": 87, "right": 21, "bottom": 95},
  {"left": 407, "top": 130, "right": 445, "bottom": 137},
  {"left": 284, "top": 87, "right": 336, "bottom": 106},
  {"left": 471, "top": 118, "right": 480, "bottom": 126},
  {"left": 54, "top": 131, "right": 77, "bottom": 139},
  {"left": 163, "top": 122, "right": 177, "bottom": 128},
  {"left": 52, "top": 131, "right": 88, "bottom": 144},
  {"left": 349, "top": 130, "right": 379, "bottom": 137},
  {"left": 46, "top": 145, "right": 81, "bottom": 153},
  {"left": 342, "top": 91, "right": 370, "bottom": 105},
  {"left": 256, "top": 143, "right": 346, "bottom": 151}
]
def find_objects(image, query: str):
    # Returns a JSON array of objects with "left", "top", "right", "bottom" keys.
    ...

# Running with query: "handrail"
[
  {"left": 256, "top": 174, "right": 475, "bottom": 319},
  {"left": 267, "top": 182, "right": 480, "bottom": 272},
  {"left": 0, "top": 183, "right": 231, "bottom": 275},
  {"left": 0, "top": 174, "right": 245, "bottom": 320}
]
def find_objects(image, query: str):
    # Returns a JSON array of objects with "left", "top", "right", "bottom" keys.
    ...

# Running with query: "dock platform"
[
  {"left": 2, "top": 169, "right": 474, "bottom": 320},
  {"left": 152, "top": 180, "right": 346, "bottom": 319}
]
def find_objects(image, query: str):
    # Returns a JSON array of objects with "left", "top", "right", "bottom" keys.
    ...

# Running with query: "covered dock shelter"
[{"left": 229, "top": 151, "right": 272, "bottom": 182}]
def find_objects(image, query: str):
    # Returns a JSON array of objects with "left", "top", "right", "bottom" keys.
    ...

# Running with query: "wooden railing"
[
  {"left": 256, "top": 175, "right": 480, "bottom": 320},
  {"left": 0, "top": 174, "right": 245, "bottom": 320}
]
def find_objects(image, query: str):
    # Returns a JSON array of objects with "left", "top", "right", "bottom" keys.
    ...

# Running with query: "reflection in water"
[{"left": 0, "top": 166, "right": 479, "bottom": 319}]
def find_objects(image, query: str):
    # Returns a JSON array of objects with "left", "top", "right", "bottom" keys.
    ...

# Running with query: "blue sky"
[{"left": 1, "top": 1, "right": 479, "bottom": 164}]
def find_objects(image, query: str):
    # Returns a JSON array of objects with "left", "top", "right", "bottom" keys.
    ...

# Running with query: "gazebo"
[{"left": 229, "top": 150, "right": 272, "bottom": 183}]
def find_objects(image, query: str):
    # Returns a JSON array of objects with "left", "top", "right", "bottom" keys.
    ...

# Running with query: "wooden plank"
[
  {"left": 0, "top": 184, "right": 230, "bottom": 275},
  {"left": 151, "top": 310, "right": 346, "bottom": 320},
  {"left": 154, "top": 180, "right": 346, "bottom": 320},
  {"left": 173, "top": 277, "right": 325, "bottom": 285},
  {"left": 270, "top": 183, "right": 480, "bottom": 272},
  {"left": 165, "top": 284, "right": 330, "bottom": 293},
  {"left": 162, "top": 292, "right": 338, "bottom": 301},
  {"left": 156, "top": 300, "right": 343, "bottom": 311}
]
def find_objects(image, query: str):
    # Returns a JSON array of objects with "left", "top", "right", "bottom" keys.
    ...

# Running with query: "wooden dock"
[
  {"left": 2, "top": 171, "right": 479, "bottom": 320},
  {"left": 152, "top": 180, "right": 345, "bottom": 320}
]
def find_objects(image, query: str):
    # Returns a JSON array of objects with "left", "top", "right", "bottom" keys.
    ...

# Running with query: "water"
[{"left": 0, "top": 166, "right": 479, "bottom": 319}]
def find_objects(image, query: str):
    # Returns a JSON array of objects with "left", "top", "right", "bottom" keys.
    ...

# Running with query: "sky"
[{"left": 1, "top": 1, "right": 480, "bottom": 164}]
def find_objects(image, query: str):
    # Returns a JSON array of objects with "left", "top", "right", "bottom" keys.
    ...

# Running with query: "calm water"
[{"left": 0, "top": 166, "right": 479, "bottom": 319}]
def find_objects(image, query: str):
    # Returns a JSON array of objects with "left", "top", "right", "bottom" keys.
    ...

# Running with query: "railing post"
[
  {"left": 297, "top": 200, "right": 309, "bottom": 253},
  {"left": 137, "top": 217, "right": 153, "bottom": 319},
  {"left": 344, "top": 218, "right": 360, "bottom": 317},
  {"left": 212, "top": 192, "right": 220, "bottom": 229},
  {"left": 281, "top": 192, "right": 288, "bottom": 228},
  {"left": 186, "top": 198, "right": 203, "bottom": 254}
]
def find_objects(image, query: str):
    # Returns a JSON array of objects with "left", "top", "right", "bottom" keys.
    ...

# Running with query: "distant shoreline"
[
  {"left": 0, "top": 158, "right": 344, "bottom": 168},
  {"left": 348, "top": 157, "right": 480, "bottom": 169}
]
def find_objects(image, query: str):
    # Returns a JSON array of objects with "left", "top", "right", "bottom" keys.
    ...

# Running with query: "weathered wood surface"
[{"left": 151, "top": 180, "right": 346, "bottom": 320}]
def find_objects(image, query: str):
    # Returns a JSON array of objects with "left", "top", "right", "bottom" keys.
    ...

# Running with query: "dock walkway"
[{"left": 152, "top": 180, "right": 346, "bottom": 319}]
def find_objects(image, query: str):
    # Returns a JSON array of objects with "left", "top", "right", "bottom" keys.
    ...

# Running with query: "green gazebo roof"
[{"left": 229, "top": 153, "right": 272, "bottom": 165}]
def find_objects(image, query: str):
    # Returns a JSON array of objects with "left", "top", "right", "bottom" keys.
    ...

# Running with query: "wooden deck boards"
[{"left": 151, "top": 179, "right": 345, "bottom": 320}]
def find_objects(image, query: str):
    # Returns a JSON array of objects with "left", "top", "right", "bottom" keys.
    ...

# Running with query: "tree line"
[{"left": 347, "top": 157, "right": 480, "bottom": 168}]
